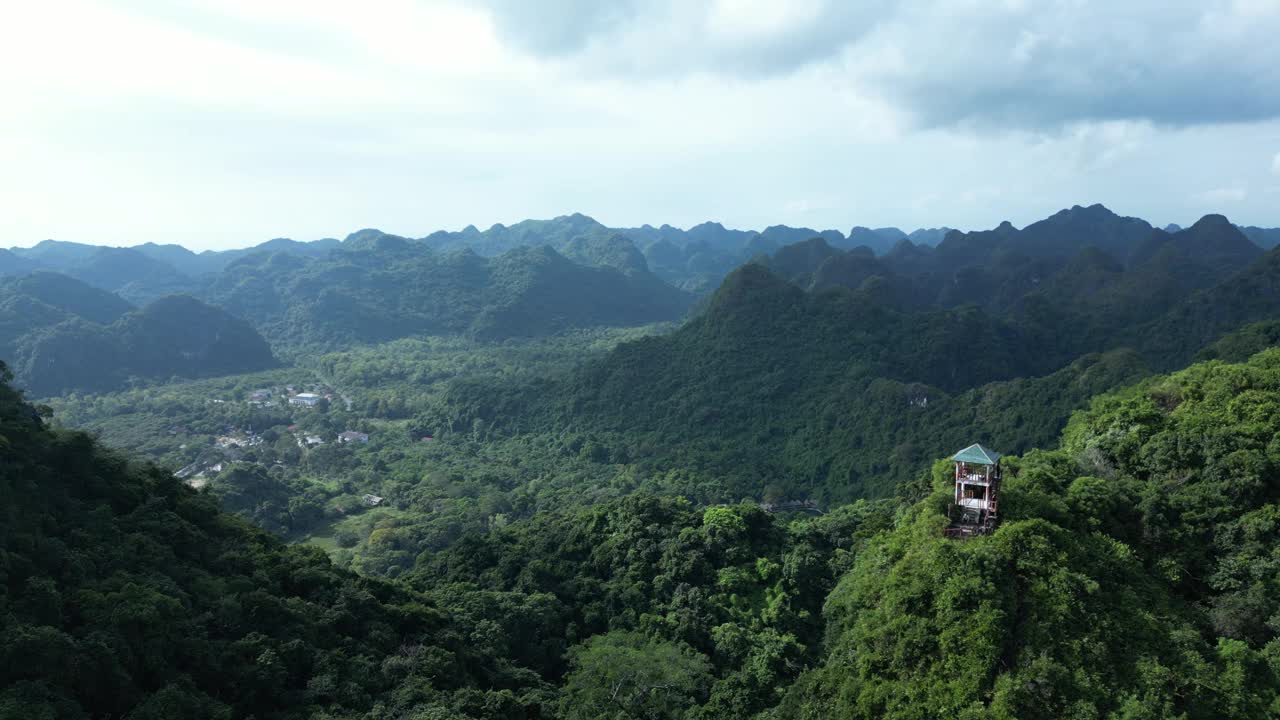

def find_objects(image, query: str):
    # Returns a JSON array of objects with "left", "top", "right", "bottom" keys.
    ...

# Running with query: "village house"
[
  {"left": 362, "top": 494, "right": 384, "bottom": 507},
  {"left": 289, "top": 392, "right": 322, "bottom": 407},
  {"left": 338, "top": 431, "right": 370, "bottom": 444},
  {"left": 296, "top": 434, "right": 324, "bottom": 448}
]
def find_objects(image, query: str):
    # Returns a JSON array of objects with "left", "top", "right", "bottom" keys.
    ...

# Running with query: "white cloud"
[
  {"left": 0, "top": 1, "right": 372, "bottom": 109},
  {"left": 1272, "top": 151, "right": 1280, "bottom": 175},
  {"left": 0, "top": 0, "right": 536, "bottom": 118},
  {"left": 1060, "top": 121, "right": 1155, "bottom": 171},
  {"left": 1197, "top": 185, "right": 1249, "bottom": 205},
  {"left": 707, "top": 0, "right": 827, "bottom": 41}
]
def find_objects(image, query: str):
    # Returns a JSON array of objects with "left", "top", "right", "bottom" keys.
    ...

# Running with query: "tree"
[{"left": 559, "top": 631, "right": 712, "bottom": 720}]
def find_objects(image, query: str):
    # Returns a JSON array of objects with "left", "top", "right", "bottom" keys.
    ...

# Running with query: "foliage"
[
  {"left": 13, "top": 205, "right": 1280, "bottom": 719},
  {"left": 558, "top": 631, "right": 712, "bottom": 720},
  {"left": 0, "top": 361, "right": 549, "bottom": 719},
  {"left": 411, "top": 495, "right": 895, "bottom": 718},
  {"left": 773, "top": 350, "right": 1280, "bottom": 719}
]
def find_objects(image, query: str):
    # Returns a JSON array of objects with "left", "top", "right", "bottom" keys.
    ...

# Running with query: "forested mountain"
[
  {"left": 9, "top": 204, "right": 1280, "bottom": 719},
  {"left": 0, "top": 242, "right": 194, "bottom": 303},
  {"left": 6, "top": 210, "right": 1274, "bottom": 304},
  {"left": 848, "top": 226, "right": 910, "bottom": 255},
  {"left": 0, "top": 248, "right": 40, "bottom": 276},
  {"left": 0, "top": 271, "right": 134, "bottom": 325},
  {"left": 0, "top": 364, "right": 550, "bottom": 718},
  {"left": 0, "top": 238, "right": 343, "bottom": 307},
  {"left": 427, "top": 207, "right": 1280, "bottom": 503},
  {"left": 201, "top": 236, "right": 693, "bottom": 350},
  {"left": 3, "top": 214, "right": 944, "bottom": 303},
  {"left": 0, "top": 275, "right": 275, "bottom": 397},
  {"left": 418, "top": 214, "right": 852, "bottom": 293},
  {"left": 129, "top": 237, "right": 343, "bottom": 277},
  {"left": 1242, "top": 225, "right": 1280, "bottom": 249},
  {"left": 619, "top": 221, "right": 915, "bottom": 292},
  {"left": 422, "top": 213, "right": 616, "bottom": 256},
  {"left": 10, "top": 343, "right": 1280, "bottom": 717},
  {"left": 407, "top": 350, "right": 1280, "bottom": 719},
  {"left": 428, "top": 263, "right": 1147, "bottom": 500},
  {"left": 17, "top": 207, "right": 1266, "bottom": 327},
  {"left": 768, "top": 349, "right": 1280, "bottom": 718}
]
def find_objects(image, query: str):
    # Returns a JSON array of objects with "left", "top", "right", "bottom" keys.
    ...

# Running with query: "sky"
[{"left": 1, "top": 0, "right": 1279, "bottom": 251}]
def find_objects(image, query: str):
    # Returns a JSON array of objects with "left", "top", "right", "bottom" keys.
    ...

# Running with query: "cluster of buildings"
[
  {"left": 169, "top": 382, "right": 374, "bottom": 496},
  {"left": 215, "top": 431, "right": 264, "bottom": 450},
  {"left": 292, "top": 428, "right": 370, "bottom": 449},
  {"left": 246, "top": 388, "right": 279, "bottom": 407},
  {"left": 244, "top": 386, "right": 337, "bottom": 409}
]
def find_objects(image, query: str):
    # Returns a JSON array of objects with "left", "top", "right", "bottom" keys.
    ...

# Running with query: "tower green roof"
[{"left": 952, "top": 443, "right": 1001, "bottom": 465}]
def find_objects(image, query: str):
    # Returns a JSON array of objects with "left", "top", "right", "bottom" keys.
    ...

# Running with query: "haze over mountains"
[
  {"left": 1, "top": 204, "right": 1278, "bottom": 399},
  {"left": 4, "top": 209, "right": 1276, "bottom": 300},
  {"left": 1, "top": 214, "right": 941, "bottom": 297}
]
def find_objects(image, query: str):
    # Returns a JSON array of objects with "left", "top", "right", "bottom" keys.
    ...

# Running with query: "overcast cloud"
[
  {"left": 479, "top": 1, "right": 1280, "bottom": 127},
  {"left": 0, "top": 0, "right": 1277, "bottom": 250}
]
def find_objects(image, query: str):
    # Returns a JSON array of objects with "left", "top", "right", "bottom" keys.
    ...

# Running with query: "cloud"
[
  {"left": 477, "top": 0, "right": 642, "bottom": 55},
  {"left": 1197, "top": 185, "right": 1249, "bottom": 205},
  {"left": 847, "top": 1, "right": 1280, "bottom": 130},
  {"left": 1273, "top": 151, "right": 1280, "bottom": 175},
  {"left": 1061, "top": 121, "right": 1154, "bottom": 171},
  {"left": 474, "top": 0, "right": 1280, "bottom": 130},
  {"left": 472, "top": 0, "right": 890, "bottom": 76}
]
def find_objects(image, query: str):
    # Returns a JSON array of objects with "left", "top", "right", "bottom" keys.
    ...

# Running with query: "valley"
[
  {"left": 10, "top": 3, "right": 1280, "bottom": 715},
  {"left": 6, "top": 205, "right": 1280, "bottom": 719}
]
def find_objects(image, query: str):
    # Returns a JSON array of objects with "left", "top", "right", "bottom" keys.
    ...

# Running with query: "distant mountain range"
[
  {"left": 201, "top": 231, "right": 694, "bottom": 349},
  {"left": 5, "top": 212, "right": 1275, "bottom": 300},
  {"left": 1, "top": 205, "right": 1276, "bottom": 396},
  {"left": 1, "top": 217, "right": 954, "bottom": 298},
  {"left": 418, "top": 214, "right": 953, "bottom": 293},
  {"left": 0, "top": 237, "right": 341, "bottom": 304}
]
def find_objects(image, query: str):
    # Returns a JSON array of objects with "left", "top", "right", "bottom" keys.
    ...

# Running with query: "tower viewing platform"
[{"left": 944, "top": 443, "right": 1002, "bottom": 538}]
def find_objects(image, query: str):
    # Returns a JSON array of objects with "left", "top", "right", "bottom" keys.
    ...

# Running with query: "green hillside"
[
  {"left": 8, "top": 325, "right": 1280, "bottom": 719},
  {"left": 0, "top": 275, "right": 276, "bottom": 397},
  {"left": 0, "top": 362, "right": 551, "bottom": 719},
  {"left": 9, "top": 205, "right": 1280, "bottom": 719},
  {"left": 771, "top": 349, "right": 1280, "bottom": 719}
]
